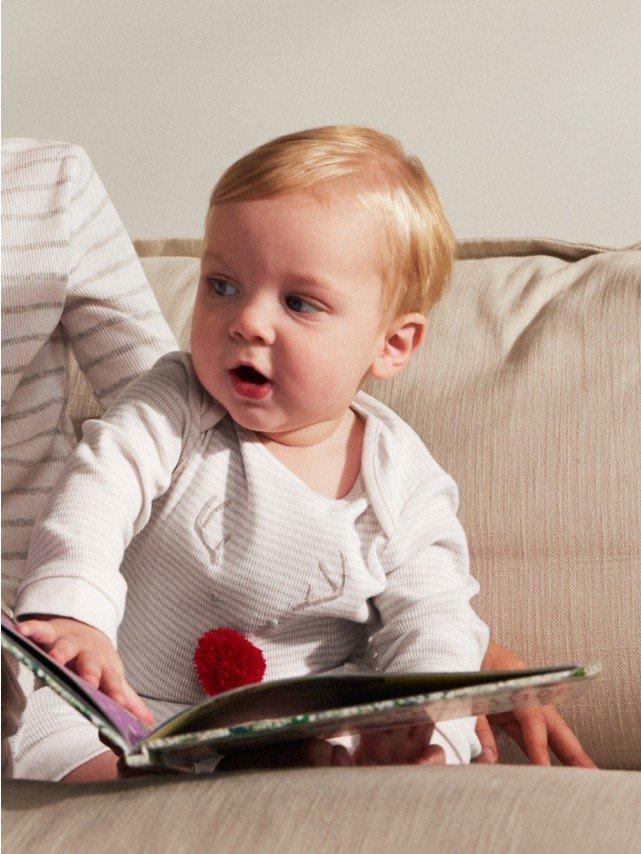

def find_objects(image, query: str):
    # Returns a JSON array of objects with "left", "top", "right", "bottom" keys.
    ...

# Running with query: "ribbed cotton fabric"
[
  {"left": 1, "top": 138, "right": 177, "bottom": 611},
  {"left": 11, "top": 351, "right": 488, "bottom": 777}
]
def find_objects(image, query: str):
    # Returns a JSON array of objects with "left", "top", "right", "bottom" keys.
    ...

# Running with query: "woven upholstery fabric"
[
  {"left": 67, "top": 237, "right": 641, "bottom": 769},
  {"left": 3, "top": 766, "right": 641, "bottom": 853}
]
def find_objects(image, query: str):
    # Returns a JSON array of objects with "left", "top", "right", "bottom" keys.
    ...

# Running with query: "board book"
[{"left": 1, "top": 613, "right": 601, "bottom": 771}]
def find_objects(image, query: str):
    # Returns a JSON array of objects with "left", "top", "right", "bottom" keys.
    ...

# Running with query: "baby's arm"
[
  {"left": 366, "top": 469, "right": 489, "bottom": 765},
  {"left": 14, "top": 352, "right": 197, "bottom": 710}
]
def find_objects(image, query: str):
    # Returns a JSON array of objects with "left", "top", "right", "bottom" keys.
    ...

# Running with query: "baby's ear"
[{"left": 369, "top": 314, "right": 426, "bottom": 381}]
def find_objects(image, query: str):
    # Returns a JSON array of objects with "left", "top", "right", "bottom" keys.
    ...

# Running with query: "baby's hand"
[
  {"left": 353, "top": 723, "right": 445, "bottom": 766},
  {"left": 16, "top": 614, "right": 154, "bottom": 727}
]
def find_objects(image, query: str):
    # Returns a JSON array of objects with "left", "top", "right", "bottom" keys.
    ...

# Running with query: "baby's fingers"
[
  {"left": 100, "top": 669, "right": 154, "bottom": 727},
  {"left": 283, "top": 739, "right": 352, "bottom": 767},
  {"left": 533, "top": 706, "right": 596, "bottom": 769},
  {"left": 498, "top": 713, "right": 550, "bottom": 765},
  {"left": 121, "top": 683, "right": 155, "bottom": 727},
  {"left": 514, "top": 706, "right": 551, "bottom": 766},
  {"left": 74, "top": 650, "right": 104, "bottom": 688},
  {"left": 98, "top": 664, "right": 129, "bottom": 705},
  {"left": 16, "top": 619, "right": 58, "bottom": 646},
  {"left": 48, "top": 636, "right": 81, "bottom": 666}
]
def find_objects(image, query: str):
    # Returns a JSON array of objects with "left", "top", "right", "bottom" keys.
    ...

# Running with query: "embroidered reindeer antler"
[
  {"left": 292, "top": 551, "right": 348, "bottom": 611},
  {"left": 195, "top": 494, "right": 233, "bottom": 567}
]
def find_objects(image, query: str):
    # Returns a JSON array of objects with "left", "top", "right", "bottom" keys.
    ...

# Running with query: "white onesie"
[{"left": 12, "top": 351, "right": 489, "bottom": 778}]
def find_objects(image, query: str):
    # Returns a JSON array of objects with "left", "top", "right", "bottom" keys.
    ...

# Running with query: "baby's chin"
[
  {"left": 228, "top": 409, "right": 317, "bottom": 444},
  {"left": 199, "top": 372, "right": 334, "bottom": 442}
]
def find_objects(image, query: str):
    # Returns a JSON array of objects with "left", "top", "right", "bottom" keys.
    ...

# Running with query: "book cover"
[{"left": 1, "top": 613, "right": 601, "bottom": 771}]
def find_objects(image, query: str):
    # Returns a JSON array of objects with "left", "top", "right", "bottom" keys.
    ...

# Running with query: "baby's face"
[{"left": 190, "top": 191, "right": 392, "bottom": 447}]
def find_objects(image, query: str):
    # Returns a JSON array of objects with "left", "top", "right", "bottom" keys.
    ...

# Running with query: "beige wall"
[{"left": 3, "top": 0, "right": 640, "bottom": 245}]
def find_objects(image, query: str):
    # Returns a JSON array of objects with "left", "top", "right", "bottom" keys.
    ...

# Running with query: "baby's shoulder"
[
  {"left": 136, "top": 350, "right": 228, "bottom": 431},
  {"left": 140, "top": 349, "right": 195, "bottom": 388},
  {"left": 353, "top": 391, "right": 455, "bottom": 535},
  {"left": 354, "top": 390, "right": 443, "bottom": 478}
]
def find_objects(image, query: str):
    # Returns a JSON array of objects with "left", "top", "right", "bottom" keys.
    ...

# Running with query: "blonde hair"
[{"left": 206, "top": 125, "right": 455, "bottom": 333}]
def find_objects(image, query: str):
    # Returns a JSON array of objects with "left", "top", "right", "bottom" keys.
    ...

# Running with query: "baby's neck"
[
  {"left": 255, "top": 408, "right": 366, "bottom": 501},
  {"left": 255, "top": 408, "right": 357, "bottom": 454}
]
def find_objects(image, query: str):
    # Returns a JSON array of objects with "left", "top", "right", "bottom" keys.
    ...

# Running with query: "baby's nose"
[{"left": 229, "top": 303, "right": 275, "bottom": 343}]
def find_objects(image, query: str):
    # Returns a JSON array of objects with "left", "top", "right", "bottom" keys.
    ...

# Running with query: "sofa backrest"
[{"left": 68, "top": 236, "right": 641, "bottom": 770}]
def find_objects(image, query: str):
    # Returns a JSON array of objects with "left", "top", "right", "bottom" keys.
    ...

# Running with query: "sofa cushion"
[
  {"left": 3, "top": 766, "right": 641, "bottom": 853},
  {"left": 67, "top": 237, "right": 641, "bottom": 770}
]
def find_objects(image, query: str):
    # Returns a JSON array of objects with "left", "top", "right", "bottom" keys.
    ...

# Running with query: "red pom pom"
[{"left": 193, "top": 627, "right": 266, "bottom": 696}]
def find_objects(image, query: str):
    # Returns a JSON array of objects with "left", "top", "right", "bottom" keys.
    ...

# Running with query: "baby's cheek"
[
  {"left": 303, "top": 351, "right": 350, "bottom": 397},
  {"left": 189, "top": 318, "right": 207, "bottom": 364},
  {"left": 308, "top": 367, "right": 338, "bottom": 400}
]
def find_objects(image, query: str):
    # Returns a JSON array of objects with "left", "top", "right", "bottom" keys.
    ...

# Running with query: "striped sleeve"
[{"left": 60, "top": 146, "right": 178, "bottom": 408}]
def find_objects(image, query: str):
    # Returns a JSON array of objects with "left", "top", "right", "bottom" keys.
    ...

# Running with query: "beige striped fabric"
[
  {"left": 1, "top": 139, "right": 178, "bottom": 611},
  {"left": 68, "top": 236, "right": 639, "bottom": 771}
]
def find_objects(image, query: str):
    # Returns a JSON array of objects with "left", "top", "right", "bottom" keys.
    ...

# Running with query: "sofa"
[{"left": 3, "top": 235, "right": 640, "bottom": 853}]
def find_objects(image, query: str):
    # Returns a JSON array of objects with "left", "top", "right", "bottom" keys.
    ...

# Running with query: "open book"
[{"left": 2, "top": 613, "right": 601, "bottom": 772}]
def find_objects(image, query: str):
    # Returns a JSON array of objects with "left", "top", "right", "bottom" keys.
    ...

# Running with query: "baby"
[{"left": 11, "top": 125, "right": 489, "bottom": 780}]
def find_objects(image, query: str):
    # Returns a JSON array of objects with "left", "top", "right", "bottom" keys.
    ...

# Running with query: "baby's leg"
[
  {"left": 10, "top": 686, "right": 116, "bottom": 781},
  {"left": 61, "top": 750, "right": 119, "bottom": 782}
]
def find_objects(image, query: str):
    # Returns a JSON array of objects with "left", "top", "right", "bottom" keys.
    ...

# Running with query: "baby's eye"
[
  {"left": 208, "top": 277, "right": 237, "bottom": 296},
  {"left": 287, "top": 295, "right": 319, "bottom": 314}
]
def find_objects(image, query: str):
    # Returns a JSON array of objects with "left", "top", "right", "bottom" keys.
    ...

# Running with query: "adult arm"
[{"left": 60, "top": 145, "right": 177, "bottom": 409}]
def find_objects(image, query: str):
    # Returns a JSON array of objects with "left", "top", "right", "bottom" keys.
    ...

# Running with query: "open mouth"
[
  {"left": 232, "top": 365, "right": 270, "bottom": 385},
  {"left": 229, "top": 365, "right": 274, "bottom": 400}
]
